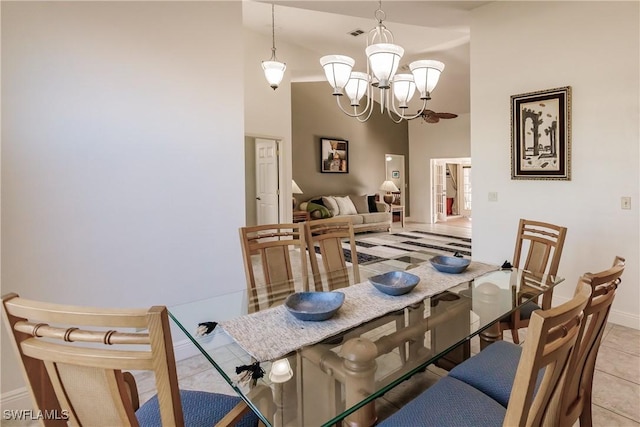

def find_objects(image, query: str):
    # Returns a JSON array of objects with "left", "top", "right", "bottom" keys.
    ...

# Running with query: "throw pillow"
[
  {"left": 367, "top": 195, "right": 378, "bottom": 213},
  {"left": 311, "top": 198, "right": 325, "bottom": 207},
  {"left": 306, "top": 202, "right": 331, "bottom": 219},
  {"left": 322, "top": 196, "right": 340, "bottom": 217},
  {"left": 350, "top": 195, "right": 370, "bottom": 214},
  {"left": 335, "top": 196, "right": 358, "bottom": 215}
]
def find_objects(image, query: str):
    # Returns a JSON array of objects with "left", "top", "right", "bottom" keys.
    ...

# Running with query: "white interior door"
[
  {"left": 255, "top": 138, "right": 279, "bottom": 225},
  {"left": 433, "top": 161, "right": 447, "bottom": 222}
]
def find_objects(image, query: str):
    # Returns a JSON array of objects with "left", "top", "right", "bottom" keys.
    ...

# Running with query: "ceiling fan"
[{"left": 415, "top": 109, "right": 458, "bottom": 124}]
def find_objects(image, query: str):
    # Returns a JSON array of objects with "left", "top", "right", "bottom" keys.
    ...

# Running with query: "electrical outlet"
[
  {"left": 621, "top": 197, "right": 631, "bottom": 210},
  {"left": 488, "top": 192, "right": 498, "bottom": 202}
]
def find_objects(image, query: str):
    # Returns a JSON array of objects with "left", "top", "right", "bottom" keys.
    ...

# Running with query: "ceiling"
[{"left": 243, "top": 1, "right": 491, "bottom": 115}]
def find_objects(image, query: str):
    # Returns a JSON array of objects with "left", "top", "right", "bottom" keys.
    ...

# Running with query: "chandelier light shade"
[
  {"left": 410, "top": 60, "right": 445, "bottom": 100},
  {"left": 319, "top": 1, "right": 445, "bottom": 123},
  {"left": 262, "top": 4, "right": 286, "bottom": 90},
  {"left": 364, "top": 43, "right": 404, "bottom": 89},
  {"left": 319, "top": 55, "right": 354, "bottom": 95}
]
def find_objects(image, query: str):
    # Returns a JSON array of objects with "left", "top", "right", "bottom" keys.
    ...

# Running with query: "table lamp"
[
  {"left": 379, "top": 180, "right": 400, "bottom": 204},
  {"left": 292, "top": 179, "right": 303, "bottom": 210}
]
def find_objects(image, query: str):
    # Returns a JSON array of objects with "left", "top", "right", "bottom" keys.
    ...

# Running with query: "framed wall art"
[
  {"left": 391, "top": 170, "right": 400, "bottom": 179},
  {"left": 320, "top": 138, "right": 349, "bottom": 173},
  {"left": 511, "top": 86, "right": 571, "bottom": 180}
]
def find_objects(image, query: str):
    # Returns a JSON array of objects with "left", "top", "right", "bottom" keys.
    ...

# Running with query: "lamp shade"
[
  {"left": 262, "top": 60, "right": 287, "bottom": 90},
  {"left": 409, "top": 60, "right": 444, "bottom": 99},
  {"left": 392, "top": 74, "right": 416, "bottom": 108},
  {"left": 365, "top": 43, "right": 404, "bottom": 89},
  {"left": 379, "top": 180, "right": 400, "bottom": 192},
  {"left": 292, "top": 180, "right": 303, "bottom": 195},
  {"left": 320, "top": 55, "right": 355, "bottom": 95},
  {"left": 345, "top": 72, "right": 370, "bottom": 106}
]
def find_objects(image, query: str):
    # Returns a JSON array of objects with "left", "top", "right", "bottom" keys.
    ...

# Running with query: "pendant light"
[{"left": 262, "top": 3, "right": 286, "bottom": 90}]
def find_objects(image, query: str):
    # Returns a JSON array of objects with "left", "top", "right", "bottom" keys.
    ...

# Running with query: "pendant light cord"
[{"left": 271, "top": 3, "right": 277, "bottom": 57}]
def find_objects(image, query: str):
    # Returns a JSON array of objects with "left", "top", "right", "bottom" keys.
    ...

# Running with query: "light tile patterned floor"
[{"left": 137, "top": 218, "right": 640, "bottom": 426}]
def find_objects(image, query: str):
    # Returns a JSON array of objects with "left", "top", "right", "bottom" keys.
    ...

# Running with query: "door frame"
[{"left": 385, "top": 154, "right": 406, "bottom": 207}]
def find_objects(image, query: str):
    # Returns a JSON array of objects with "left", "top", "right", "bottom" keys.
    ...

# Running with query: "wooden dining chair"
[
  {"left": 304, "top": 217, "right": 359, "bottom": 292},
  {"left": 239, "top": 223, "right": 309, "bottom": 313},
  {"left": 446, "top": 257, "right": 624, "bottom": 426},
  {"left": 500, "top": 218, "right": 568, "bottom": 343},
  {"left": 553, "top": 256, "right": 625, "bottom": 427},
  {"left": 378, "top": 281, "right": 591, "bottom": 427},
  {"left": 1, "top": 293, "right": 258, "bottom": 427},
  {"left": 304, "top": 217, "right": 407, "bottom": 363}
]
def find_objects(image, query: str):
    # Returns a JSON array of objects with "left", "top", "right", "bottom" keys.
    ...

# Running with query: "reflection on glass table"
[{"left": 169, "top": 265, "right": 563, "bottom": 427}]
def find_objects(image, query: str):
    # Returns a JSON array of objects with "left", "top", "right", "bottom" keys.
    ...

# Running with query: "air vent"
[{"left": 348, "top": 29, "right": 365, "bottom": 37}]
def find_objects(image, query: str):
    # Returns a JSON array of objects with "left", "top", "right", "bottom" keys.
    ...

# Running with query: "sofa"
[{"left": 299, "top": 195, "right": 391, "bottom": 233}]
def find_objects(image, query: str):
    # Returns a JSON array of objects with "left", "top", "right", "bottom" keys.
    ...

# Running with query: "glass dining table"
[{"left": 169, "top": 262, "right": 563, "bottom": 427}]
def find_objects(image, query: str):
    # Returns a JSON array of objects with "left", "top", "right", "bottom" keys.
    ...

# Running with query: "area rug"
[
  {"left": 346, "top": 230, "right": 473, "bottom": 271},
  {"left": 314, "top": 246, "right": 386, "bottom": 265}
]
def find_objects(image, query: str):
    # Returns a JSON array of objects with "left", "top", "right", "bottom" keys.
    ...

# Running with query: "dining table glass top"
[{"left": 169, "top": 263, "right": 563, "bottom": 427}]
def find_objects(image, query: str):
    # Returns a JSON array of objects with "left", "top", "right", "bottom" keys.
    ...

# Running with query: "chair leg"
[
  {"left": 579, "top": 391, "right": 594, "bottom": 427},
  {"left": 510, "top": 328, "right": 520, "bottom": 344}
]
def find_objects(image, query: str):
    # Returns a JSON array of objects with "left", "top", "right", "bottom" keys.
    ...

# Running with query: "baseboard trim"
[{"left": 1, "top": 387, "right": 33, "bottom": 412}]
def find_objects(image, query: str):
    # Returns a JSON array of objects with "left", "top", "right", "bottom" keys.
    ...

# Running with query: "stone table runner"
[{"left": 220, "top": 261, "right": 498, "bottom": 362}]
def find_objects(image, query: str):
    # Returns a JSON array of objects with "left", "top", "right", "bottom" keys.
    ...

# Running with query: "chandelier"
[
  {"left": 262, "top": 3, "right": 286, "bottom": 90},
  {"left": 320, "top": 2, "right": 444, "bottom": 123}
]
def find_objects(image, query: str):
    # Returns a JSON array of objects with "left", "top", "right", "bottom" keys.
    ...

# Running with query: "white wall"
[
  {"left": 408, "top": 113, "right": 470, "bottom": 223},
  {"left": 2, "top": 1, "right": 245, "bottom": 396},
  {"left": 471, "top": 2, "right": 639, "bottom": 328}
]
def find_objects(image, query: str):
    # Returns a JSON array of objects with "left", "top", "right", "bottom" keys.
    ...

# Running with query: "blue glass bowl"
[
  {"left": 369, "top": 271, "right": 420, "bottom": 296},
  {"left": 284, "top": 292, "right": 345, "bottom": 321},
  {"left": 430, "top": 255, "right": 471, "bottom": 274}
]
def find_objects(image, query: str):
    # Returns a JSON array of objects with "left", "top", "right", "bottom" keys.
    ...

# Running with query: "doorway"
[
  {"left": 385, "top": 154, "right": 406, "bottom": 207},
  {"left": 432, "top": 157, "right": 471, "bottom": 223}
]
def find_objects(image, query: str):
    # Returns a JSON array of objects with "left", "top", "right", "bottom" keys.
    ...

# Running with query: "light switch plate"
[
  {"left": 621, "top": 197, "right": 631, "bottom": 210},
  {"left": 488, "top": 192, "right": 498, "bottom": 202}
]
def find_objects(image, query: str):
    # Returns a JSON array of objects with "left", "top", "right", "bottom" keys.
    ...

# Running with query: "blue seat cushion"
[
  {"left": 500, "top": 300, "right": 540, "bottom": 322},
  {"left": 449, "top": 340, "right": 522, "bottom": 407},
  {"left": 136, "top": 389, "right": 258, "bottom": 427},
  {"left": 378, "top": 376, "right": 505, "bottom": 427}
]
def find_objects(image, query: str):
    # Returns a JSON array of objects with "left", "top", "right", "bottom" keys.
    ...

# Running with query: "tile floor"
[{"left": 137, "top": 218, "right": 640, "bottom": 426}]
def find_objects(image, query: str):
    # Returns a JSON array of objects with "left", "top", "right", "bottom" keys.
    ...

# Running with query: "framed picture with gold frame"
[
  {"left": 320, "top": 138, "right": 348, "bottom": 173},
  {"left": 511, "top": 86, "right": 571, "bottom": 180}
]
